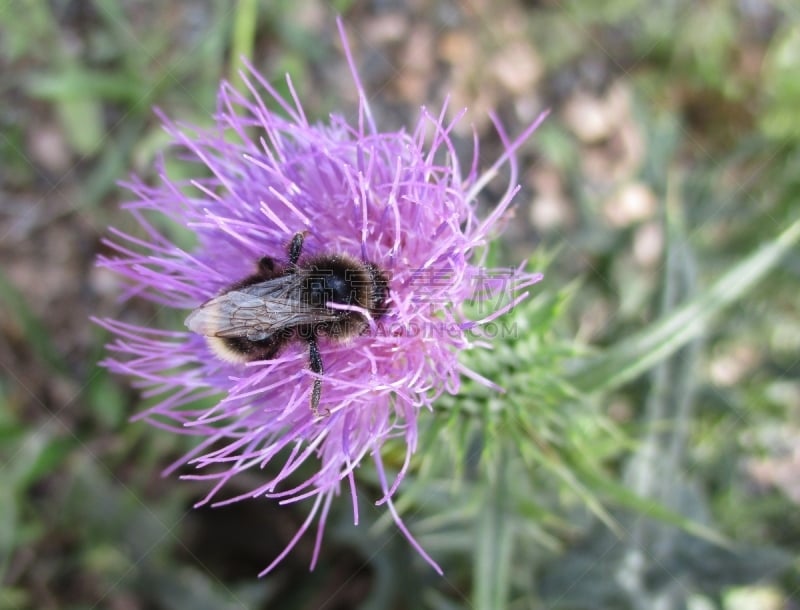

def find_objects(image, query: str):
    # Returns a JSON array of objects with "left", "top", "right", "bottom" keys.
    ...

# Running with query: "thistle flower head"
[{"left": 97, "top": 21, "right": 545, "bottom": 575}]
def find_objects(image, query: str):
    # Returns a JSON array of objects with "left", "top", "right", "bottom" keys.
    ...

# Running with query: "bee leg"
[
  {"left": 307, "top": 336, "right": 329, "bottom": 417},
  {"left": 288, "top": 232, "right": 305, "bottom": 266}
]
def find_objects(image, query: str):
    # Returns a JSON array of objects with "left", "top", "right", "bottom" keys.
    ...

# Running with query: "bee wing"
[{"left": 185, "top": 274, "right": 342, "bottom": 341}]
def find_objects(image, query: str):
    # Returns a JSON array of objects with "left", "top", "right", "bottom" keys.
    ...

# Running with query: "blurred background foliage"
[{"left": 1, "top": 1, "right": 799, "bottom": 609}]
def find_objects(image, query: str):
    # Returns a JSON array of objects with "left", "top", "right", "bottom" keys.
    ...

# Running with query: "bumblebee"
[{"left": 185, "top": 232, "right": 389, "bottom": 417}]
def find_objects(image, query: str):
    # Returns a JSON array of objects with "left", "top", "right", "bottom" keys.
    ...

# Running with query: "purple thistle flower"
[{"left": 95, "top": 20, "right": 546, "bottom": 576}]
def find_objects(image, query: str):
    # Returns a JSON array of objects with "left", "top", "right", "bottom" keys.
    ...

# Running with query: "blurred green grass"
[{"left": 1, "top": 1, "right": 799, "bottom": 609}]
